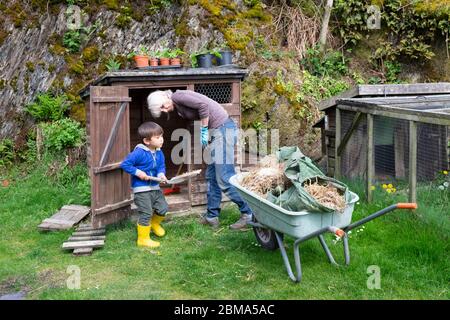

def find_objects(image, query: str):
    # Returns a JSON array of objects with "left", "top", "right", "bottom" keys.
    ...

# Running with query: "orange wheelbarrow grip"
[
  {"left": 397, "top": 203, "right": 418, "bottom": 209},
  {"left": 334, "top": 229, "right": 346, "bottom": 238}
]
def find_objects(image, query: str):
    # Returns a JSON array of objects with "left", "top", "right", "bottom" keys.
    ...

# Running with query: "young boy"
[{"left": 121, "top": 122, "right": 169, "bottom": 248}]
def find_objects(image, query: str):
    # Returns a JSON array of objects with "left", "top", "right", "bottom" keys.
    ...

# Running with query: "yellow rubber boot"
[
  {"left": 137, "top": 224, "right": 160, "bottom": 248},
  {"left": 151, "top": 214, "right": 166, "bottom": 237}
]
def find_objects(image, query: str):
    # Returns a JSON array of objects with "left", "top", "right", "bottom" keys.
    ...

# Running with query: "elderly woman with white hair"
[{"left": 147, "top": 89, "right": 253, "bottom": 230}]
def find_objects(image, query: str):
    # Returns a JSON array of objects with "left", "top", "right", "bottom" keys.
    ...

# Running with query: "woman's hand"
[{"left": 201, "top": 126, "right": 209, "bottom": 147}]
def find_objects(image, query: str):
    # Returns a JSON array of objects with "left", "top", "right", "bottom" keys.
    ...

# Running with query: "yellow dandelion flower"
[
  {"left": 443, "top": 170, "right": 448, "bottom": 175},
  {"left": 382, "top": 184, "right": 388, "bottom": 189},
  {"left": 388, "top": 184, "right": 393, "bottom": 188},
  {"left": 392, "top": 188, "right": 396, "bottom": 192},
  {"left": 386, "top": 189, "right": 392, "bottom": 194}
]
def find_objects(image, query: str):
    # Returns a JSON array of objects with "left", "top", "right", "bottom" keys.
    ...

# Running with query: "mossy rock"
[
  {"left": 49, "top": 44, "right": 67, "bottom": 56},
  {"left": 82, "top": 46, "right": 99, "bottom": 63},
  {"left": 68, "top": 59, "right": 85, "bottom": 75},
  {"left": 104, "top": 0, "right": 120, "bottom": 11},
  {"left": 26, "top": 62, "right": 35, "bottom": 73}
]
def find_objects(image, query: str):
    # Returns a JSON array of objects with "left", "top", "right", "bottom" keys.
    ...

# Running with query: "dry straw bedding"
[{"left": 241, "top": 156, "right": 346, "bottom": 212}]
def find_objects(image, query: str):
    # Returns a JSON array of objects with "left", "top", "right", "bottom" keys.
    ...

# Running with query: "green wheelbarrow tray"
[{"left": 229, "top": 173, "right": 418, "bottom": 283}]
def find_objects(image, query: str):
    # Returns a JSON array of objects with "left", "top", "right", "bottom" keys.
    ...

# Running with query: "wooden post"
[
  {"left": 367, "top": 114, "right": 374, "bottom": 203},
  {"left": 335, "top": 107, "right": 341, "bottom": 179},
  {"left": 409, "top": 121, "right": 417, "bottom": 203}
]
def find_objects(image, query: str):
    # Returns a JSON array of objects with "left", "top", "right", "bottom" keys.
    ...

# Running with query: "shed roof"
[
  {"left": 79, "top": 67, "right": 249, "bottom": 98},
  {"left": 319, "top": 83, "right": 450, "bottom": 111},
  {"left": 336, "top": 94, "right": 450, "bottom": 126}
]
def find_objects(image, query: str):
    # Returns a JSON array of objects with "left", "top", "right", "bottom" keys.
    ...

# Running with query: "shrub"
[
  {"left": 0, "top": 139, "right": 14, "bottom": 167},
  {"left": 301, "top": 46, "right": 348, "bottom": 77},
  {"left": 25, "top": 93, "right": 69, "bottom": 123},
  {"left": 41, "top": 118, "right": 85, "bottom": 152}
]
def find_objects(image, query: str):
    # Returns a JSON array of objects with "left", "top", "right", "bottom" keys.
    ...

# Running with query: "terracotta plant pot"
[
  {"left": 159, "top": 58, "right": 170, "bottom": 66},
  {"left": 149, "top": 58, "right": 159, "bottom": 66},
  {"left": 134, "top": 55, "right": 149, "bottom": 68},
  {"left": 170, "top": 57, "right": 181, "bottom": 65}
]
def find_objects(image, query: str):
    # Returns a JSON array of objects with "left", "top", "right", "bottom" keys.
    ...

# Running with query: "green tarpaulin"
[{"left": 266, "top": 146, "right": 352, "bottom": 213}]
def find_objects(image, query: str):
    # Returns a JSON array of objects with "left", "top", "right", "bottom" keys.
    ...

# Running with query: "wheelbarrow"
[{"left": 229, "top": 173, "right": 417, "bottom": 283}]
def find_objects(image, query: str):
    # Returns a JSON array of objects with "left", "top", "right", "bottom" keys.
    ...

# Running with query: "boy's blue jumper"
[{"left": 120, "top": 144, "right": 166, "bottom": 193}]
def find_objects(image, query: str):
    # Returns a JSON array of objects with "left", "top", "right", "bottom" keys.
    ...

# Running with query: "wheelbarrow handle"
[
  {"left": 397, "top": 203, "right": 418, "bottom": 209},
  {"left": 344, "top": 202, "right": 418, "bottom": 232}
]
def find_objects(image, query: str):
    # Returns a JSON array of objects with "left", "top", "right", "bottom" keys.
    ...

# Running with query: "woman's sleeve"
[{"left": 172, "top": 91, "right": 209, "bottom": 119}]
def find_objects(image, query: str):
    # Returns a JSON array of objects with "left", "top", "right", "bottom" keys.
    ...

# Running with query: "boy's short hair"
[{"left": 138, "top": 122, "right": 164, "bottom": 140}]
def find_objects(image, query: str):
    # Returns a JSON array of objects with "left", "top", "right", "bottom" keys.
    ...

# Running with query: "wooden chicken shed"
[
  {"left": 79, "top": 67, "right": 248, "bottom": 227},
  {"left": 317, "top": 83, "right": 450, "bottom": 202}
]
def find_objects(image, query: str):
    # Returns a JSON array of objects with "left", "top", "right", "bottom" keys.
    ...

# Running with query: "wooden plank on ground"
[
  {"left": 38, "top": 205, "right": 91, "bottom": 231},
  {"left": 62, "top": 240, "right": 104, "bottom": 250},
  {"left": 72, "top": 229, "right": 106, "bottom": 237},
  {"left": 68, "top": 235, "right": 106, "bottom": 242},
  {"left": 73, "top": 248, "right": 94, "bottom": 256},
  {"left": 76, "top": 226, "right": 105, "bottom": 232}
]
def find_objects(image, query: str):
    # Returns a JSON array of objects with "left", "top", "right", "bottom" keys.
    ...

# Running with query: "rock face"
[{"left": 0, "top": 2, "right": 227, "bottom": 142}]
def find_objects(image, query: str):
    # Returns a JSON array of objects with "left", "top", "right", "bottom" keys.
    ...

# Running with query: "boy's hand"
[
  {"left": 158, "top": 174, "right": 169, "bottom": 184},
  {"left": 136, "top": 171, "right": 151, "bottom": 181}
]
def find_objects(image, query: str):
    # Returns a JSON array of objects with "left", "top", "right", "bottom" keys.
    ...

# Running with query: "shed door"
[{"left": 89, "top": 86, "right": 132, "bottom": 227}]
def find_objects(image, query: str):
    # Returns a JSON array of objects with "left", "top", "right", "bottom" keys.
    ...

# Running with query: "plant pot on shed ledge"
[{"left": 134, "top": 55, "right": 149, "bottom": 68}]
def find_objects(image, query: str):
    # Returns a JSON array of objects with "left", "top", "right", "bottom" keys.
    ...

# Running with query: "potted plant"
[
  {"left": 190, "top": 46, "right": 221, "bottom": 68},
  {"left": 127, "top": 45, "right": 149, "bottom": 68},
  {"left": 215, "top": 43, "right": 233, "bottom": 66},
  {"left": 159, "top": 48, "right": 171, "bottom": 66},
  {"left": 149, "top": 49, "right": 159, "bottom": 67},
  {"left": 168, "top": 48, "right": 185, "bottom": 66}
]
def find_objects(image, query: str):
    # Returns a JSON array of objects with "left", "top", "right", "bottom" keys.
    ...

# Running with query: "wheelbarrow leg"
[
  {"left": 275, "top": 232, "right": 302, "bottom": 282},
  {"left": 318, "top": 235, "right": 338, "bottom": 266},
  {"left": 343, "top": 234, "right": 350, "bottom": 265}
]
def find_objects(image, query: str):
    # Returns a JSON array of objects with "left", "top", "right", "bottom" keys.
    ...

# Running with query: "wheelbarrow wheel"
[{"left": 252, "top": 216, "right": 283, "bottom": 251}]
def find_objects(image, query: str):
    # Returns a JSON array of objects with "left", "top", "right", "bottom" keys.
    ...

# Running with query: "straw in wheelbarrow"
[
  {"left": 303, "top": 178, "right": 346, "bottom": 212},
  {"left": 241, "top": 155, "right": 287, "bottom": 197}
]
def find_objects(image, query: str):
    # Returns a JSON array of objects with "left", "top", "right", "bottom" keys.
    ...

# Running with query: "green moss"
[
  {"left": 5, "top": 3, "right": 27, "bottom": 28},
  {"left": 48, "top": 64, "right": 56, "bottom": 73},
  {"left": 116, "top": 13, "right": 132, "bottom": 28},
  {"left": 68, "top": 59, "right": 85, "bottom": 75},
  {"left": 82, "top": 46, "right": 99, "bottom": 63},
  {"left": 242, "top": 3, "right": 271, "bottom": 22},
  {"left": 98, "top": 28, "right": 107, "bottom": 39},
  {"left": 0, "top": 79, "right": 6, "bottom": 90},
  {"left": 10, "top": 76, "right": 18, "bottom": 92},
  {"left": 104, "top": 0, "right": 120, "bottom": 11},
  {"left": 49, "top": 44, "right": 67, "bottom": 56},
  {"left": 24, "top": 74, "right": 30, "bottom": 95},
  {"left": 26, "top": 62, "right": 35, "bottom": 73}
]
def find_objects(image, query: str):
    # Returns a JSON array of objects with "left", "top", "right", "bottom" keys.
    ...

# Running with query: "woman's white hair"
[{"left": 147, "top": 90, "right": 173, "bottom": 118}]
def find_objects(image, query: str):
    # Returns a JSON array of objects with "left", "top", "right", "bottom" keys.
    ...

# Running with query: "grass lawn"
[{"left": 0, "top": 166, "right": 448, "bottom": 300}]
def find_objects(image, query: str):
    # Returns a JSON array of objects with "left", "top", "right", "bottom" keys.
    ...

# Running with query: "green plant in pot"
[
  {"left": 127, "top": 45, "right": 149, "bottom": 68},
  {"left": 168, "top": 48, "right": 185, "bottom": 66},
  {"left": 159, "top": 48, "right": 171, "bottom": 66},
  {"left": 190, "top": 47, "right": 221, "bottom": 68},
  {"left": 149, "top": 49, "right": 160, "bottom": 66},
  {"left": 215, "top": 43, "right": 233, "bottom": 66}
]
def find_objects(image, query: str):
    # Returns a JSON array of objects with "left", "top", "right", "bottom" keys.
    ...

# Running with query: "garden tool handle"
[{"left": 396, "top": 203, "right": 418, "bottom": 210}]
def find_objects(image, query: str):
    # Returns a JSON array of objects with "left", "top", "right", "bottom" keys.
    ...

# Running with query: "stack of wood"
[
  {"left": 38, "top": 205, "right": 91, "bottom": 231},
  {"left": 62, "top": 224, "right": 106, "bottom": 256}
]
